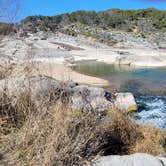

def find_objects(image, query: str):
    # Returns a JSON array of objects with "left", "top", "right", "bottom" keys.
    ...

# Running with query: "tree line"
[{"left": 21, "top": 8, "right": 166, "bottom": 33}]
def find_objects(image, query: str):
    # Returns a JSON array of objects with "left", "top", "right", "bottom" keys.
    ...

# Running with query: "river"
[{"left": 72, "top": 60, "right": 166, "bottom": 129}]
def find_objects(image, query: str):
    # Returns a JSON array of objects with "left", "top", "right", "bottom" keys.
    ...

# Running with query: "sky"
[{"left": 2, "top": 0, "right": 166, "bottom": 22}]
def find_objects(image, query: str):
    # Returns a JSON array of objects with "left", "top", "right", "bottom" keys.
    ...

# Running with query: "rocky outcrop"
[
  {"left": 71, "top": 85, "right": 137, "bottom": 113},
  {"left": 0, "top": 76, "right": 137, "bottom": 113},
  {"left": 1, "top": 32, "right": 166, "bottom": 68},
  {"left": 93, "top": 153, "right": 166, "bottom": 166},
  {"left": 71, "top": 85, "right": 113, "bottom": 112},
  {"left": 0, "top": 76, "right": 64, "bottom": 107}
]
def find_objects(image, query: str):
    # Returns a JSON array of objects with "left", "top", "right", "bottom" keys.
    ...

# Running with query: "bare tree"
[
  {"left": 0, "top": 0, "right": 20, "bottom": 23},
  {"left": 0, "top": 0, "right": 20, "bottom": 35}
]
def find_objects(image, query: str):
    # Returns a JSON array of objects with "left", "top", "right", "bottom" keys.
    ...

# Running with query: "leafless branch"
[{"left": 0, "top": 0, "right": 20, "bottom": 23}]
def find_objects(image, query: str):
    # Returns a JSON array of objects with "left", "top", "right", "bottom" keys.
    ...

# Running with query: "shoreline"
[
  {"left": 70, "top": 60, "right": 166, "bottom": 96},
  {"left": 1, "top": 33, "right": 166, "bottom": 89},
  {"left": 71, "top": 48, "right": 166, "bottom": 67},
  {"left": 33, "top": 62, "right": 109, "bottom": 86},
  {"left": 10, "top": 59, "right": 165, "bottom": 96}
]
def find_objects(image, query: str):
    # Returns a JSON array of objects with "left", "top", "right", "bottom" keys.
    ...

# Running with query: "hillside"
[{"left": 21, "top": 8, "right": 166, "bottom": 33}]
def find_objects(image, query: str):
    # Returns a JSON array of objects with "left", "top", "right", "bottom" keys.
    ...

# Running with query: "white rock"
[
  {"left": 71, "top": 86, "right": 137, "bottom": 113},
  {"left": 71, "top": 85, "right": 113, "bottom": 112},
  {"left": 115, "top": 92, "right": 137, "bottom": 112},
  {"left": 93, "top": 153, "right": 165, "bottom": 166},
  {"left": 157, "top": 157, "right": 166, "bottom": 166}
]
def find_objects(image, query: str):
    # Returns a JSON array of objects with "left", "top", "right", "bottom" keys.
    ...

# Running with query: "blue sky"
[{"left": 17, "top": 0, "right": 166, "bottom": 21}]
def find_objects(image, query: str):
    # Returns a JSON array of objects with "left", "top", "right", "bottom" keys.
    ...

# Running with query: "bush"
[{"left": 0, "top": 23, "right": 14, "bottom": 35}]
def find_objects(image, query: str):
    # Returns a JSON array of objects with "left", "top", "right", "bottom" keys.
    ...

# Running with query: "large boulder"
[
  {"left": 93, "top": 153, "right": 166, "bottom": 166},
  {"left": 71, "top": 85, "right": 113, "bottom": 113},
  {"left": 71, "top": 85, "right": 137, "bottom": 113},
  {"left": 0, "top": 76, "right": 73, "bottom": 107}
]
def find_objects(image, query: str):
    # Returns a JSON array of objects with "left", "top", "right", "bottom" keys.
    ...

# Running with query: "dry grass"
[
  {"left": 0, "top": 63, "right": 15, "bottom": 80},
  {"left": 0, "top": 88, "right": 165, "bottom": 166},
  {"left": 131, "top": 124, "right": 165, "bottom": 155}
]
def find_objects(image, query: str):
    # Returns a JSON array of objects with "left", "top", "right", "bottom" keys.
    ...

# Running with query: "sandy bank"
[
  {"left": 7, "top": 61, "right": 108, "bottom": 86},
  {"left": 35, "top": 62, "right": 109, "bottom": 86}
]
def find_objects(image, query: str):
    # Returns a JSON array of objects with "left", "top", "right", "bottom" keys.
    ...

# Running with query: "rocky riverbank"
[
  {"left": 1, "top": 31, "right": 166, "bottom": 67},
  {"left": 0, "top": 31, "right": 166, "bottom": 87},
  {"left": 0, "top": 31, "right": 166, "bottom": 166}
]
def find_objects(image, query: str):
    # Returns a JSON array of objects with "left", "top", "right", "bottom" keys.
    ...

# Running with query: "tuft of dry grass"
[
  {"left": 106, "top": 110, "right": 165, "bottom": 156},
  {"left": 130, "top": 124, "right": 165, "bottom": 155},
  {"left": 0, "top": 63, "right": 15, "bottom": 80},
  {"left": 0, "top": 87, "right": 165, "bottom": 166}
]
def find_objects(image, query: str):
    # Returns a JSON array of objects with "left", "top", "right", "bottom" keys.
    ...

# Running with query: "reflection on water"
[
  {"left": 72, "top": 60, "right": 136, "bottom": 77},
  {"left": 72, "top": 60, "right": 166, "bottom": 95},
  {"left": 72, "top": 60, "right": 166, "bottom": 82}
]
